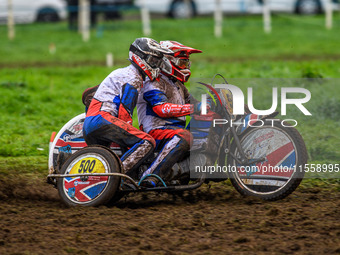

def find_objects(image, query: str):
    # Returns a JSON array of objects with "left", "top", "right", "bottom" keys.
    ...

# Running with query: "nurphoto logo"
[{"left": 201, "top": 84, "right": 312, "bottom": 127}]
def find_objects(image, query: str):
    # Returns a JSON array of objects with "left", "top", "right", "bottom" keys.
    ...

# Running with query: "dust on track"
[{"left": 0, "top": 176, "right": 339, "bottom": 255}]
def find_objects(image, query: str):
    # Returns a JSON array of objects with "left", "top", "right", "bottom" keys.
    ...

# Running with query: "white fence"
[{"left": 5, "top": 0, "right": 338, "bottom": 41}]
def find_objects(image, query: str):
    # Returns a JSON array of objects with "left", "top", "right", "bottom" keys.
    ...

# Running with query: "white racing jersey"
[
  {"left": 90, "top": 64, "right": 143, "bottom": 119},
  {"left": 137, "top": 74, "right": 191, "bottom": 134}
]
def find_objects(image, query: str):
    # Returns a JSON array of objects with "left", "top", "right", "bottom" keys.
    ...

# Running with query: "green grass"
[
  {"left": 0, "top": 14, "right": 339, "bottom": 182},
  {"left": 1, "top": 15, "right": 340, "bottom": 65}
]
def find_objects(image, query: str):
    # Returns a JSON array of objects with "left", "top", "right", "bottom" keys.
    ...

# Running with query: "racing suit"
[
  {"left": 83, "top": 64, "right": 156, "bottom": 176},
  {"left": 137, "top": 74, "right": 198, "bottom": 181}
]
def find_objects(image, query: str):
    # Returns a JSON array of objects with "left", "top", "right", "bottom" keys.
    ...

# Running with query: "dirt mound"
[{"left": 0, "top": 175, "right": 59, "bottom": 202}]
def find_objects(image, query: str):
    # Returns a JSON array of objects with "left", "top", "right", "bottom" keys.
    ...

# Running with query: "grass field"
[{"left": 0, "top": 14, "right": 339, "bottom": 183}]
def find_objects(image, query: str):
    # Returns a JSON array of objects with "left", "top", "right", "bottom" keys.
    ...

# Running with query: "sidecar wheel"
[{"left": 57, "top": 146, "right": 121, "bottom": 207}]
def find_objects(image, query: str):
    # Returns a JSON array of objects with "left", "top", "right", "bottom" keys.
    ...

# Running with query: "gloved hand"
[
  {"left": 193, "top": 99, "right": 212, "bottom": 114},
  {"left": 206, "top": 98, "right": 212, "bottom": 111}
]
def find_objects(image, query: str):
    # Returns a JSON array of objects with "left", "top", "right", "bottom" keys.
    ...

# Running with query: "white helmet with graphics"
[{"left": 129, "top": 38, "right": 173, "bottom": 81}]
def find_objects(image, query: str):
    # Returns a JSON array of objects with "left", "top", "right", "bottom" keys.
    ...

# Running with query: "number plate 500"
[{"left": 78, "top": 159, "right": 96, "bottom": 173}]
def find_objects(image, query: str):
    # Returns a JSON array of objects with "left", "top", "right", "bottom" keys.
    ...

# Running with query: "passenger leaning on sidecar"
[
  {"left": 137, "top": 41, "right": 210, "bottom": 187},
  {"left": 82, "top": 38, "right": 173, "bottom": 178}
]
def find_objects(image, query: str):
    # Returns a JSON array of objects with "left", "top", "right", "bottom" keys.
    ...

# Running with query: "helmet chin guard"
[
  {"left": 129, "top": 52, "right": 160, "bottom": 81},
  {"left": 161, "top": 57, "right": 190, "bottom": 82}
]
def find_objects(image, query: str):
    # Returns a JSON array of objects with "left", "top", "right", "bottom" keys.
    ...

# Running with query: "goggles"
[
  {"left": 146, "top": 55, "right": 163, "bottom": 68},
  {"left": 173, "top": 57, "right": 191, "bottom": 69}
]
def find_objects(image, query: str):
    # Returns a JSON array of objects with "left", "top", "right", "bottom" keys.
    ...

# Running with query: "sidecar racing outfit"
[
  {"left": 137, "top": 74, "right": 195, "bottom": 183},
  {"left": 137, "top": 41, "right": 209, "bottom": 186}
]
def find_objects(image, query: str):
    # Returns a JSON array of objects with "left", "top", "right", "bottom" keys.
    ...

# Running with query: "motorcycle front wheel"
[
  {"left": 227, "top": 120, "right": 307, "bottom": 201},
  {"left": 57, "top": 146, "right": 121, "bottom": 207}
]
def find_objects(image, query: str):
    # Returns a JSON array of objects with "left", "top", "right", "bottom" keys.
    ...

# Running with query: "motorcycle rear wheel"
[
  {"left": 227, "top": 120, "right": 307, "bottom": 200},
  {"left": 57, "top": 146, "right": 121, "bottom": 206}
]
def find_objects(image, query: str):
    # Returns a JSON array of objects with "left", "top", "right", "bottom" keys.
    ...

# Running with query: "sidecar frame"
[{"left": 47, "top": 170, "right": 206, "bottom": 194}]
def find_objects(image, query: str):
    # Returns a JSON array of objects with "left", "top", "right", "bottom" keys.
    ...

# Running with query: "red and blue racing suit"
[
  {"left": 137, "top": 74, "right": 196, "bottom": 181},
  {"left": 83, "top": 65, "right": 156, "bottom": 176}
]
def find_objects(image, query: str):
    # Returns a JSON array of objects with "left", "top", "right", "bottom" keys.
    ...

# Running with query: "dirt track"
[{"left": 0, "top": 177, "right": 339, "bottom": 255}]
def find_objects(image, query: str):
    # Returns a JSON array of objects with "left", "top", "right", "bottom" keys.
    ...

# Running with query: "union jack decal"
[
  {"left": 237, "top": 128, "right": 297, "bottom": 182},
  {"left": 64, "top": 176, "right": 109, "bottom": 202}
]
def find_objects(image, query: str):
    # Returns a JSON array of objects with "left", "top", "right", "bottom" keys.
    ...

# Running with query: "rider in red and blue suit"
[
  {"left": 83, "top": 38, "right": 173, "bottom": 178},
  {"left": 137, "top": 41, "right": 209, "bottom": 186}
]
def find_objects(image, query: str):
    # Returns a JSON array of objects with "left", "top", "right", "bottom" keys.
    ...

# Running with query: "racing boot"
[{"left": 140, "top": 135, "right": 191, "bottom": 187}]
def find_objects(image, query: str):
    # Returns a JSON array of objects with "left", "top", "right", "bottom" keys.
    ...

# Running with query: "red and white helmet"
[
  {"left": 129, "top": 38, "right": 173, "bottom": 81},
  {"left": 159, "top": 41, "right": 202, "bottom": 82}
]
